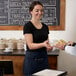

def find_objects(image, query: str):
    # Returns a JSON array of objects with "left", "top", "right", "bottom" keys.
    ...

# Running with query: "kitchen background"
[{"left": 0, "top": 0, "right": 76, "bottom": 42}]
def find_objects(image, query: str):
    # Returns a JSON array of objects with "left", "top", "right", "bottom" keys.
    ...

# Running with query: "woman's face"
[{"left": 30, "top": 5, "right": 44, "bottom": 20}]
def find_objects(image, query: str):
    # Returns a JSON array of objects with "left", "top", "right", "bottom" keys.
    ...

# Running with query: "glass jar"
[
  {"left": 17, "top": 39, "right": 24, "bottom": 50},
  {"left": 7, "top": 39, "right": 14, "bottom": 50},
  {"left": 0, "top": 39, "right": 6, "bottom": 50}
]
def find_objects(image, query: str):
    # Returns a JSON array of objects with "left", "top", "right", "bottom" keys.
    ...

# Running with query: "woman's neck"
[
  {"left": 31, "top": 18, "right": 41, "bottom": 24},
  {"left": 30, "top": 18, "right": 42, "bottom": 29}
]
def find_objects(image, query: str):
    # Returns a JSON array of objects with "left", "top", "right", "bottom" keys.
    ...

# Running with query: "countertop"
[{"left": 0, "top": 49, "right": 59, "bottom": 56}]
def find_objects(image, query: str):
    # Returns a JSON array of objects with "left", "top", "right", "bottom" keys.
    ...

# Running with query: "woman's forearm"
[{"left": 28, "top": 42, "right": 45, "bottom": 50}]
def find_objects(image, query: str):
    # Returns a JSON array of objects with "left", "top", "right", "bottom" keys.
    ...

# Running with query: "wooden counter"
[{"left": 0, "top": 50, "right": 59, "bottom": 76}]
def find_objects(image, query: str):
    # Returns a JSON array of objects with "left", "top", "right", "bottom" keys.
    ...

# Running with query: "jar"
[
  {"left": 7, "top": 39, "right": 14, "bottom": 50},
  {"left": 17, "top": 39, "right": 24, "bottom": 50},
  {"left": 0, "top": 39, "right": 6, "bottom": 49}
]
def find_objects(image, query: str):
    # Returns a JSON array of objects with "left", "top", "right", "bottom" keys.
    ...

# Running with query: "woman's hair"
[{"left": 29, "top": 1, "right": 43, "bottom": 12}]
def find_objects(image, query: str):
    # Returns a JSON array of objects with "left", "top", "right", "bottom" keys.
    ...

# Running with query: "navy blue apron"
[{"left": 23, "top": 50, "right": 49, "bottom": 76}]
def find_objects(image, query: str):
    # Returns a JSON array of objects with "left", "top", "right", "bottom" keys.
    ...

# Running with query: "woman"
[{"left": 23, "top": 1, "right": 52, "bottom": 76}]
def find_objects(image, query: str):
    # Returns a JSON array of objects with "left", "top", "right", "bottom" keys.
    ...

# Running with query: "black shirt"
[{"left": 23, "top": 21, "right": 49, "bottom": 51}]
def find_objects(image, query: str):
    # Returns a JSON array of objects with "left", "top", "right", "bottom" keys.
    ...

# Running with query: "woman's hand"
[{"left": 43, "top": 40, "right": 53, "bottom": 51}]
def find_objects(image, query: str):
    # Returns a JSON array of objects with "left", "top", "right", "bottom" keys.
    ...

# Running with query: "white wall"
[
  {"left": 49, "top": 0, "right": 76, "bottom": 42},
  {"left": 0, "top": 0, "right": 76, "bottom": 41},
  {"left": 58, "top": 51, "right": 76, "bottom": 76}
]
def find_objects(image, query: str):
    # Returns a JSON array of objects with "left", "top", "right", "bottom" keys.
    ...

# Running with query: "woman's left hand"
[
  {"left": 46, "top": 43, "right": 53, "bottom": 51},
  {"left": 46, "top": 46, "right": 53, "bottom": 51}
]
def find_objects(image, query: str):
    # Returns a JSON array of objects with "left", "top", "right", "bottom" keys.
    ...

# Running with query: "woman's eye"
[
  {"left": 35, "top": 10, "right": 43, "bottom": 12},
  {"left": 35, "top": 10, "right": 39, "bottom": 12},
  {"left": 36, "top": 10, "right": 38, "bottom": 12}
]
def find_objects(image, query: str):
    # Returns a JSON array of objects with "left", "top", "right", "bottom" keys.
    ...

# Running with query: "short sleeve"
[{"left": 23, "top": 22, "right": 32, "bottom": 34}]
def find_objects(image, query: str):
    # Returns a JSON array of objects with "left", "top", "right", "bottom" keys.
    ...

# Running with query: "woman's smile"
[{"left": 31, "top": 5, "right": 44, "bottom": 20}]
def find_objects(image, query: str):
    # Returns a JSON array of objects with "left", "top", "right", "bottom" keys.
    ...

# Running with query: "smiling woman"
[
  {"left": 23, "top": 1, "right": 53, "bottom": 76},
  {"left": 30, "top": 5, "right": 44, "bottom": 21}
]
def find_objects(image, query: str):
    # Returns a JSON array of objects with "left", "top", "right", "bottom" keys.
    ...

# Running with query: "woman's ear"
[{"left": 30, "top": 11, "right": 32, "bottom": 15}]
